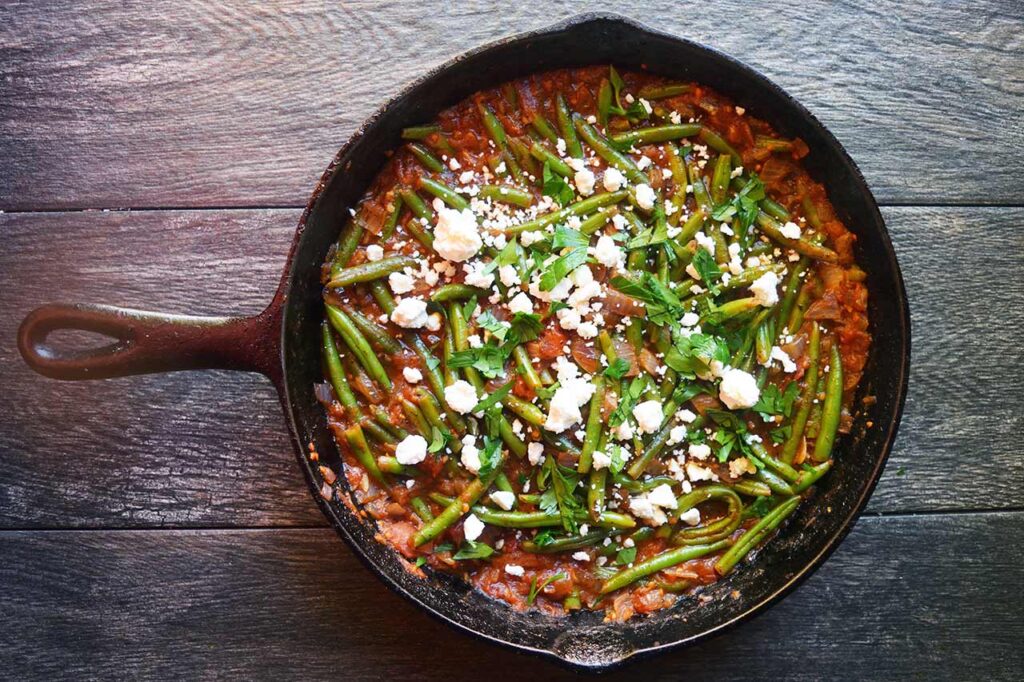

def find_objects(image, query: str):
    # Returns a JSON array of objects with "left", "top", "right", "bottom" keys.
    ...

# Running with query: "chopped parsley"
[
  {"left": 453, "top": 541, "right": 495, "bottom": 561},
  {"left": 602, "top": 357, "right": 631, "bottom": 380},
  {"left": 542, "top": 161, "right": 574, "bottom": 207}
]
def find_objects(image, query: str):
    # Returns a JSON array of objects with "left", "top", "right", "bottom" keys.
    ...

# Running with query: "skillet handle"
[{"left": 17, "top": 302, "right": 281, "bottom": 384}]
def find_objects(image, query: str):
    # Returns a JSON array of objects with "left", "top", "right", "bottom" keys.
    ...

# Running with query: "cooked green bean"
[
  {"left": 522, "top": 530, "right": 609, "bottom": 553},
  {"left": 609, "top": 123, "right": 702, "bottom": 149},
  {"left": 529, "top": 113, "right": 559, "bottom": 143},
  {"left": 781, "top": 323, "right": 821, "bottom": 464},
  {"left": 601, "top": 539, "right": 731, "bottom": 594},
  {"left": 398, "top": 188, "right": 434, "bottom": 221},
  {"left": 673, "top": 485, "right": 743, "bottom": 545},
  {"left": 344, "top": 424, "right": 387, "bottom": 486},
  {"left": 637, "top": 83, "right": 691, "bottom": 100},
  {"left": 478, "top": 103, "right": 507, "bottom": 149},
  {"left": 431, "top": 283, "right": 489, "bottom": 303},
  {"left": 756, "top": 212, "right": 839, "bottom": 262},
  {"left": 414, "top": 452, "right": 505, "bottom": 546},
  {"left": 327, "top": 256, "right": 417, "bottom": 289},
  {"left": 330, "top": 219, "right": 365, "bottom": 277},
  {"left": 556, "top": 94, "right": 583, "bottom": 158},
  {"left": 577, "top": 377, "right": 605, "bottom": 473},
  {"left": 574, "top": 115, "right": 648, "bottom": 184},
  {"left": 409, "top": 142, "right": 444, "bottom": 172},
  {"left": 698, "top": 126, "right": 742, "bottom": 165},
  {"left": 325, "top": 305, "right": 392, "bottom": 390},
  {"left": 505, "top": 190, "right": 627, "bottom": 234},
  {"left": 322, "top": 322, "right": 361, "bottom": 416},
  {"left": 528, "top": 141, "right": 573, "bottom": 177},
  {"left": 479, "top": 184, "right": 533, "bottom": 207},
  {"left": 418, "top": 176, "right": 470, "bottom": 211},
  {"left": 402, "top": 125, "right": 440, "bottom": 141},
  {"left": 813, "top": 343, "right": 844, "bottom": 462},
  {"left": 715, "top": 496, "right": 801, "bottom": 575}
]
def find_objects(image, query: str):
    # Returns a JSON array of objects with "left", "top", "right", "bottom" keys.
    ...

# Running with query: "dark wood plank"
[
  {"left": 1, "top": 206, "right": 1021, "bottom": 528},
  {"left": 0, "top": 512, "right": 1020, "bottom": 680},
  {"left": 1, "top": 1, "right": 1022, "bottom": 210}
]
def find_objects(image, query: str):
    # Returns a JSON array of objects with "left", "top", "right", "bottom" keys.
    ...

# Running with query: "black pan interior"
[{"left": 276, "top": 13, "right": 910, "bottom": 669}]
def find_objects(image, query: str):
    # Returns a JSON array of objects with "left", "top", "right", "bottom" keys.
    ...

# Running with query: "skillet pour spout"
[{"left": 16, "top": 12, "right": 909, "bottom": 671}]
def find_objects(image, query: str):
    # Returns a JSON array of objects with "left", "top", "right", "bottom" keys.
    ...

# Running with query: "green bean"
[
  {"left": 574, "top": 115, "right": 649, "bottom": 184},
  {"left": 577, "top": 377, "right": 605, "bottom": 473},
  {"left": 579, "top": 208, "right": 615, "bottom": 236},
  {"left": 428, "top": 284, "right": 486, "bottom": 304},
  {"left": 611, "top": 474, "right": 677, "bottom": 494},
  {"left": 781, "top": 323, "right": 820, "bottom": 463},
  {"left": 761, "top": 196, "right": 790, "bottom": 221},
  {"left": 377, "top": 456, "right": 418, "bottom": 477},
  {"left": 344, "top": 424, "right": 387, "bottom": 486},
  {"left": 402, "top": 125, "right": 440, "bottom": 141},
  {"left": 597, "top": 78, "right": 613, "bottom": 127},
  {"left": 756, "top": 212, "right": 838, "bottom": 262},
  {"left": 373, "top": 406, "right": 407, "bottom": 440},
  {"left": 413, "top": 451, "right": 505, "bottom": 546},
  {"left": 530, "top": 113, "right": 559, "bottom": 144},
  {"left": 588, "top": 467, "right": 608, "bottom": 521},
  {"left": 793, "top": 460, "right": 832, "bottom": 493},
  {"left": 755, "top": 316, "right": 775, "bottom": 366},
  {"left": 325, "top": 306, "right": 392, "bottom": 391},
  {"left": 802, "top": 195, "right": 824, "bottom": 230},
  {"left": 401, "top": 398, "right": 431, "bottom": 437},
  {"left": 786, "top": 276, "right": 815, "bottom": 333},
  {"left": 813, "top": 343, "right": 844, "bottom": 462},
  {"left": 777, "top": 259, "right": 808, "bottom": 333},
  {"left": 507, "top": 137, "right": 541, "bottom": 180},
  {"left": 327, "top": 256, "right": 417, "bottom": 289},
  {"left": 697, "top": 126, "right": 742, "bottom": 165},
  {"left": 513, "top": 344, "right": 543, "bottom": 393},
  {"left": 379, "top": 193, "right": 404, "bottom": 241},
  {"left": 522, "top": 530, "right": 609, "bottom": 553},
  {"left": 344, "top": 307, "right": 402, "bottom": 354},
  {"left": 601, "top": 539, "right": 731, "bottom": 594},
  {"left": 528, "top": 141, "right": 573, "bottom": 177},
  {"left": 429, "top": 494, "right": 634, "bottom": 530},
  {"left": 361, "top": 418, "right": 397, "bottom": 444},
  {"left": 503, "top": 394, "right": 546, "bottom": 428},
  {"left": 715, "top": 496, "right": 801, "bottom": 575},
  {"left": 505, "top": 190, "right": 627, "bottom": 234},
  {"left": 756, "top": 136, "right": 794, "bottom": 154},
  {"left": 673, "top": 485, "right": 743, "bottom": 545},
  {"left": 755, "top": 467, "right": 796, "bottom": 496},
  {"left": 625, "top": 416, "right": 674, "bottom": 478},
  {"left": 749, "top": 441, "right": 800, "bottom": 483},
  {"left": 637, "top": 83, "right": 691, "bottom": 100},
  {"left": 448, "top": 302, "right": 485, "bottom": 391},
  {"left": 398, "top": 188, "right": 434, "bottom": 221},
  {"left": 733, "top": 479, "right": 773, "bottom": 497},
  {"left": 556, "top": 94, "right": 583, "bottom": 158},
  {"left": 685, "top": 154, "right": 714, "bottom": 213},
  {"left": 418, "top": 176, "right": 469, "bottom": 211},
  {"left": 338, "top": 348, "right": 384, "bottom": 405},
  {"left": 330, "top": 219, "right": 365, "bottom": 277},
  {"left": 563, "top": 591, "right": 582, "bottom": 611},
  {"left": 479, "top": 184, "right": 534, "bottom": 207},
  {"left": 411, "top": 496, "right": 434, "bottom": 522},
  {"left": 702, "top": 297, "right": 760, "bottom": 324},
  {"left": 710, "top": 153, "right": 732, "bottom": 205},
  {"left": 609, "top": 123, "right": 702, "bottom": 150},
  {"left": 478, "top": 103, "right": 507, "bottom": 149},
  {"left": 416, "top": 390, "right": 460, "bottom": 453},
  {"left": 322, "top": 322, "right": 361, "bottom": 416},
  {"left": 409, "top": 142, "right": 443, "bottom": 173},
  {"left": 402, "top": 217, "right": 435, "bottom": 250}
]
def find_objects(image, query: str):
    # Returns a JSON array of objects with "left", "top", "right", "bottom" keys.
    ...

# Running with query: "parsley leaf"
[
  {"left": 664, "top": 333, "right": 730, "bottom": 377},
  {"left": 615, "top": 546, "right": 637, "bottom": 565},
  {"left": 609, "top": 65, "right": 626, "bottom": 112},
  {"left": 753, "top": 382, "right": 800, "bottom": 420},
  {"left": 691, "top": 248, "right": 722, "bottom": 294},
  {"left": 472, "top": 380, "right": 514, "bottom": 414},
  {"left": 542, "top": 161, "right": 574, "bottom": 207},
  {"left": 448, "top": 343, "right": 507, "bottom": 379},
  {"left": 627, "top": 220, "right": 668, "bottom": 249},
  {"left": 453, "top": 541, "right": 495, "bottom": 561},
  {"left": 527, "top": 571, "right": 567, "bottom": 606},
  {"left": 427, "top": 426, "right": 451, "bottom": 453},
  {"left": 552, "top": 226, "right": 589, "bottom": 250},
  {"left": 542, "top": 457, "right": 583, "bottom": 533},
  {"left": 508, "top": 312, "right": 543, "bottom": 345},
  {"left": 610, "top": 375, "right": 648, "bottom": 427},
  {"left": 477, "top": 436, "right": 503, "bottom": 480},
  {"left": 608, "top": 444, "right": 626, "bottom": 474},
  {"left": 539, "top": 246, "right": 587, "bottom": 292},
  {"left": 603, "top": 357, "right": 631, "bottom": 380},
  {"left": 744, "top": 496, "right": 775, "bottom": 519},
  {"left": 414, "top": 556, "right": 427, "bottom": 568},
  {"left": 476, "top": 309, "right": 510, "bottom": 342},
  {"left": 462, "top": 295, "right": 478, "bottom": 322},
  {"left": 532, "top": 530, "right": 555, "bottom": 547},
  {"left": 609, "top": 272, "right": 685, "bottom": 326}
]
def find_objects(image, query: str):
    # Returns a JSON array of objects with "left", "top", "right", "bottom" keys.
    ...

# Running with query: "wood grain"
[
  {"left": 0, "top": 512, "right": 1020, "bottom": 680},
  {"left": 1, "top": 0, "right": 1022, "bottom": 210},
  {"left": 1, "top": 206, "right": 1021, "bottom": 528}
]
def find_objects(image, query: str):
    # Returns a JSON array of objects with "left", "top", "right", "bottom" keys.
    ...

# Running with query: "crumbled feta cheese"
[
  {"left": 681, "top": 312, "right": 700, "bottom": 327},
  {"left": 574, "top": 168, "right": 596, "bottom": 196},
  {"left": 489, "top": 490, "right": 515, "bottom": 511},
  {"left": 719, "top": 367, "right": 761, "bottom": 409},
  {"left": 507, "top": 291, "right": 534, "bottom": 315},
  {"left": 780, "top": 221, "right": 802, "bottom": 239},
  {"left": 750, "top": 271, "right": 780, "bottom": 307},
  {"left": 629, "top": 495, "right": 668, "bottom": 526},
  {"left": 634, "top": 183, "right": 656, "bottom": 211},
  {"left": 572, "top": 551, "right": 591, "bottom": 562},
  {"left": 498, "top": 264, "right": 520, "bottom": 288},
  {"left": 679, "top": 508, "right": 701, "bottom": 526},
  {"left": 669, "top": 110, "right": 682, "bottom": 124},
  {"left": 686, "top": 462, "right": 717, "bottom": 482},
  {"left": 685, "top": 262, "right": 701, "bottom": 280},
  {"left": 694, "top": 231, "right": 716, "bottom": 254},
  {"left": 636, "top": 155, "right": 652, "bottom": 171},
  {"left": 668, "top": 425, "right": 688, "bottom": 445},
  {"left": 366, "top": 244, "right": 384, "bottom": 261},
  {"left": 735, "top": 106, "right": 746, "bottom": 115},
  {"left": 632, "top": 400, "right": 664, "bottom": 434},
  {"left": 445, "top": 380, "right": 479, "bottom": 414},
  {"left": 544, "top": 376, "right": 597, "bottom": 432},
  {"left": 460, "top": 434, "right": 481, "bottom": 473},
  {"left": 425, "top": 312, "right": 442, "bottom": 332},
  {"left": 677, "top": 409, "right": 698, "bottom": 423},
  {"left": 603, "top": 167, "right": 626, "bottom": 192},
  {"left": 395, "top": 434, "right": 428, "bottom": 465},
  {"left": 592, "top": 450, "right": 612, "bottom": 470},
  {"left": 463, "top": 513, "right": 485, "bottom": 541},
  {"left": 504, "top": 563, "right": 525, "bottom": 577},
  {"left": 689, "top": 442, "right": 712, "bottom": 460},
  {"left": 527, "top": 442, "right": 545, "bottom": 465},
  {"left": 647, "top": 483, "right": 677, "bottom": 509},
  {"left": 403, "top": 367, "right": 423, "bottom": 383},
  {"left": 769, "top": 346, "right": 798, "bottom": 373},
  {"left": 388, "top": 271, "right": 416, "bottom": 295},
  {"left": 614, "top": 420, "right": 634, "bottom": 441},
  {"left": 576, "top": 321, "right": 598, "bottom": 339},
  {"left": 434, "top": 206, "right": 482, "bottom": 262},
  {"left": 730, "top": 165, "right": 744, "bottom": 179},
  {"left": 463, "top": 260, "right": 494, "bottom": 288},
  {"left": 390, "top": 297, "right": 429, "bottom": 328},
  {"left": 594, "top": 235, "right": 624, "bottom": 269},
  {"left": 458, "top": 170, "right": 475, "bottom": 184}
]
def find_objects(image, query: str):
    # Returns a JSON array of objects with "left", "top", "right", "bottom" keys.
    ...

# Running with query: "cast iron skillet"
[{"left": 17, "top": 13, "right": 910, "bottom": 671}]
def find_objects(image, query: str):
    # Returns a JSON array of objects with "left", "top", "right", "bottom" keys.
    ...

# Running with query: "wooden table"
[{"left": 2, "top": 2, "right": 1021, "bottom": 679}]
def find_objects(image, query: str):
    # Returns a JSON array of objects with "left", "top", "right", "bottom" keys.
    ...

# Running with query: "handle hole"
[{"left": 32, "top": 327, "right": 127, "bottom": 361}]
